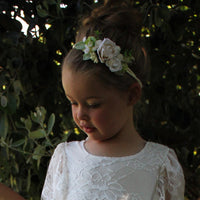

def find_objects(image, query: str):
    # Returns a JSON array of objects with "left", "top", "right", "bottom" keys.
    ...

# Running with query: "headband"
[{"left": 74, "top": 36, "right": 142, "bottom": 88}]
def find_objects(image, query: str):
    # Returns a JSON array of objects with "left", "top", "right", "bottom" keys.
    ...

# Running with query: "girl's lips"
[{"left": 81, "top": 126, "right": 96, "bottom": 133}]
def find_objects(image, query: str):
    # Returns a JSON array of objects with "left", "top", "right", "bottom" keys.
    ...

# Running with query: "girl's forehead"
[
  {"left": 62, "top": 68, "right": 106, "bottom": 93},
  {"left": 62, "top": 68, "right": 123, "bottom": 99},
  {"left": 62, "top": 67, "right": 100, "bottom": 86}
]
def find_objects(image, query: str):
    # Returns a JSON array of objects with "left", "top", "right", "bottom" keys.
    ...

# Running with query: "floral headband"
[{"left": 74, "top": 36, "right": 142, "bottom": 87}]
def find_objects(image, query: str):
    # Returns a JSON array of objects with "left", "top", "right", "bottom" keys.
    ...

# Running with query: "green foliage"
[
  {"left": 137, "top": 1, "right": 200, "bottom": 198},
  {"left": 0, "top": 0, "right": 199, "bottom": 199}
]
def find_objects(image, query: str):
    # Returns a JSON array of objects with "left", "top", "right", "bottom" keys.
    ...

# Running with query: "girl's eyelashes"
[
  {"left": 86, "top": 103, "right": 101, "bottom": 108},
  {"left": 68, "top": 101, "right": 101, "bottom": 109},
  {"left": 71, "top": 102, "right": 78, "bottom": 106},
  {"left": 68, "top": 100, "right": 77, "bottom": 106},
  {"left": 66, "top": 96, "right": 102, "bottom": 108}
]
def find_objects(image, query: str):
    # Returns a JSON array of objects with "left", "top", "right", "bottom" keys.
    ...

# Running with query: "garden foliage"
[{"left": 0, "top": 0, "right": 199, "bottom": 199}]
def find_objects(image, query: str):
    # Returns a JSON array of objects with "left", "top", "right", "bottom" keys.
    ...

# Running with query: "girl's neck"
[{"left": 85, "top": 128, "right": 146, "bottom": 157}]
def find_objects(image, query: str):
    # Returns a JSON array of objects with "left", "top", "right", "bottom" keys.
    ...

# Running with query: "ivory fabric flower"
[
  {"left": 97, "top": 38, "right": 121, "bottom": 63},
  {"left": 105, "top": 55, "right": 123, "bottom": 72}
]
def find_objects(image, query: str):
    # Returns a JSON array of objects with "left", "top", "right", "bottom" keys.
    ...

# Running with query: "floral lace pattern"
[
  {"left": 41, "top": 141, "right": 185, "bottom": 200},
  {"left": 41, "top": 144, "right": 69, "bottom": 200}
]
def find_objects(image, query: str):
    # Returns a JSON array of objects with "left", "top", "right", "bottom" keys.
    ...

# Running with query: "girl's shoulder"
[
  {"left": 53, "top": 140, "right": 85, "bottom": 158},
  {"left": 146, "top": 142, "right": 184, "bottom": 181},
  {"left": 145, "top": 141, "right": 170, "bottom": 158},
  {"left": 54, "top": 140, "right": 83, "bottom": 151},
  {"left": 139, "top": 141, "right": 184, "bottom": 174},
  {"left": 144, "top": 141, "right": 179, "bottom": 165}
]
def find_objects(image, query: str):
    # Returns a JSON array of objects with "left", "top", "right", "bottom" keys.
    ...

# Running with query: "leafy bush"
[{"left": 0, "top": 0, "right": 199, "bottom": 199}]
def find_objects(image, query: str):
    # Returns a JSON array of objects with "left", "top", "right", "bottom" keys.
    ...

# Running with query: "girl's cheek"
[{"left": 93, "top": 110, "right": 106, "bottom": 123}]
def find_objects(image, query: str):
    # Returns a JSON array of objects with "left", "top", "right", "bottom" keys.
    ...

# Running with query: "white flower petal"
[
  {"left": 83, "top": 37, "right": 86, "bottom": 42},
  {"left": 117, "top": 54, "right": 123, "bottom": 60},
  {"left": 97, "top": 38, "right": 120, "bottom": 63},
  {"left": 106, "top": 58, "right": 122, "bottom": 72},
  {"left": 84, "top": 46, "right": 90, "bottom": 54},
  {"left": 95, "top": 40, "right": 102, "bottom": 49}
]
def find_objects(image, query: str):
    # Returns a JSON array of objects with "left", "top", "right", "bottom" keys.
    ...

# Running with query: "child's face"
[{"left": 62, "top": 67, "right": 133, "bottom": 142}]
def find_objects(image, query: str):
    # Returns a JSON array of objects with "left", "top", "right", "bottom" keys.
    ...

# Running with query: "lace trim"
[
  {"left": 41, "top": 143, "right": 68, "bottom": 200},
  {"left": 80, "top": 140, "right": 149, "bottom": 159},
  {"left": 76, "top": 141, "right": 169, "bottom": 172}
]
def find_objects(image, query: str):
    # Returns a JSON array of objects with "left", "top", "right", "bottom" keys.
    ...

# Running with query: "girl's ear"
[{"left": 127, "top": 82, "right": 142, "bottom": 105}]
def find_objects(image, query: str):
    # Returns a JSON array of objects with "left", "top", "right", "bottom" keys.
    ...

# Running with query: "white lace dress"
[{"left": 41, "top": 141, "right": 185, "bottom": 200}]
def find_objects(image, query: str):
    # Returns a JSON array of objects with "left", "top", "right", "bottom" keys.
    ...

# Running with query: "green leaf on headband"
[
  {"left": 86, "top": 36, "right": 96, "bottom": 44},
  {"left": 94, "top": 30, "right": 101, "bottom": 39},
  {"left": 83, "top": 53, "right": 90, "bottom": 60},
  {"left": 74, "top": 41, "right": 85, "bottom": 50}
]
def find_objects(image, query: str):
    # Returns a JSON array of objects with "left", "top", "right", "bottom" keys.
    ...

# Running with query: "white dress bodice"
[{"left": 41, "top": 141, "right": 185, "bottom": 200}]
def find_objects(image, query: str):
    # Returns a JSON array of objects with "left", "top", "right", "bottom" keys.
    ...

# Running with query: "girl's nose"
[{"left": 76, "top": 106, "right": 89, "bottom": 121}]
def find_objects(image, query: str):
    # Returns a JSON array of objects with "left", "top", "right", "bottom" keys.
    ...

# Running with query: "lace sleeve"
[
  {"left": 156, "top": 149, "right": 185, "bottom": 200},
  {"left": 41, "top": 143, "right": 68, "bottom": 200}
]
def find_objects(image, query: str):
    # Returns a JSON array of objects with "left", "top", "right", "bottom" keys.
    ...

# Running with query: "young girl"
[{"left": 41, "top": 1, "right": 185, "bottom": 199}]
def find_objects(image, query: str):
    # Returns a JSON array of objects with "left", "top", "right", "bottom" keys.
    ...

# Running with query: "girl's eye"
[
  {"left": 70, "top": 101, "right": 78, "bottom": 106},
  {"left": 87, "top": 103, "right": 100, "bottom": 108}
]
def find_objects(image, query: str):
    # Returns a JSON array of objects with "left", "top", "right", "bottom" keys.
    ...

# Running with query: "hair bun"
[
  {"left": 79, "top": 1, "right": 142, "bottom": 45},
  {"left": 104, "top": 0, "right": 134, "bottom": 8}
]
